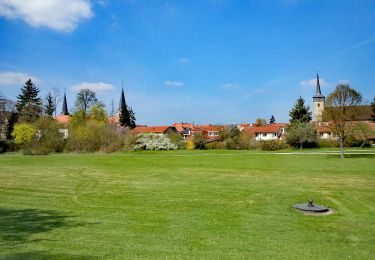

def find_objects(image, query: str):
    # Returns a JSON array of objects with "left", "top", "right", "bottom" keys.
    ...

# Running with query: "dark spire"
[
  {"left": 313, "top": 73, "right": 325, "bottom": 100},
  {"left": 62, "top": 92, "right": 69, "bottom": 115},
  {"left": 119, "top": 83, "right": 127, "bottom": 111},
  {"left": 316, "top": 73, "right": 322, "bottom": 96}
]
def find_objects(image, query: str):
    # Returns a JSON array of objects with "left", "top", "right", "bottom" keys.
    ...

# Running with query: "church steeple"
[
  {"left": 313, "top": 73, "right": 325, "bottom": 122},
  {"left": 119, "top": 83, "right": 127, "bottom": 111},
  {"left": 62, "top": 92, "right": 69, "bottom": 115},
  {"left": 315, "top": 73, "right": 323, "bottom": 97}
]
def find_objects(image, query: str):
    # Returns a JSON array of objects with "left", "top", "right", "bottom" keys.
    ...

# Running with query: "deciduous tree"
[
  {"left": 325, "top": 84, "right": 363, "bottom": 159},
  {"left": 285, "top": 122, "right": 317, "bottom": 149},
  {"left": 74, "top": 89, "right": 99, "bottom": 114}
]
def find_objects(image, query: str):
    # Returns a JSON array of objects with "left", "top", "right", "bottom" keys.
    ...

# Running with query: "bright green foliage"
[
  {"left": 12, "top": 123, "right": 36, "bottom": 144},
  {"left": 12, "top": 117, "right": 63, "bottom": 155},
  {"left": 0, "top": 151, "right": 374, "bottom": 258},
  {"left": 89, "top": 104, "right": 107, "bottom": 123},
  {"left": 285, "top": 122, "right": 317, "bottom": 149},
  {"left": 66, "top": 120, "right": 124, "bottom": 152},
  {"left": 289, "top": 96, "right": 312, "bottom": 123}
]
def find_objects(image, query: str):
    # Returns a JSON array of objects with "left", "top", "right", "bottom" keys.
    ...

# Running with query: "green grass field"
[{"left": 0, "top": 150, "right": 374, "bottom": 259}]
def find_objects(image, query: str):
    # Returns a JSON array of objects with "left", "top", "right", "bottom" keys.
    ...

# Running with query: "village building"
[{"left": 241, "top": 123, "right": 288, "bottom": 141}]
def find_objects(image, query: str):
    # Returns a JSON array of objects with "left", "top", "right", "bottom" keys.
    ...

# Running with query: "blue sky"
[{"left": 0, "top": 0, "right": 374, "bottom": 125}]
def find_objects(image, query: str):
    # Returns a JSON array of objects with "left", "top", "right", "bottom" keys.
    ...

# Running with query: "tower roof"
[
  {"left": 62, "top": 93, "right": 69, "bottom": 115},
  {"left": 313, "top": 73, "right": 325, "bottom": 98},
  {"left": 119, "top": 87, "right": 127, "bottom": 111}
]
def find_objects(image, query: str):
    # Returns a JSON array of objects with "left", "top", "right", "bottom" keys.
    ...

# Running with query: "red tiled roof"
[
  {"left": 172, "top": 123, "right": 194, "bottom": 132},
  {"left": 132, "top": 126, "right": 173, "bottom": 134},
  {"left": 55, "top": 115, "right": 71, "bottom": 124}
]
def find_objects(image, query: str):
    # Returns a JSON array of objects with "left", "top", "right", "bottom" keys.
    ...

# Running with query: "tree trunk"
[
  {"left": 300, "top": 142, "right": 303, "bottom": 149},
  {"left": 339, "top": 138, "right": 344, "bottom": 159}
]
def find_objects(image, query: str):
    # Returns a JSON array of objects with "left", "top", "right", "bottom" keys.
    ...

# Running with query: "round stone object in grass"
[{"left": 294, "top": 198, "right": 329, "bottom": 213}]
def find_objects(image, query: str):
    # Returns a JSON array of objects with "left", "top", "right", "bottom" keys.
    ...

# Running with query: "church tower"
[{"left": 313, "top": 73, "right": 325, "bottom": 122}]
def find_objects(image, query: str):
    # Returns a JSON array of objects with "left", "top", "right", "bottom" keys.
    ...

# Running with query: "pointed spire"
[
  {"left": 313, "top": 73, "right": 324, "bottom": 99},
  {"left": 62, "top": 92, "right": 69, "bottom": 115},
  {"left": 316, "top": 73, "right": 322, "bottom": 96},
  {"left": 119, "top": 82, "right": 127, "bottom": 111}
]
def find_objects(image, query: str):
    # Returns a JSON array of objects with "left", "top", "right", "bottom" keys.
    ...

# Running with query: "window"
[
  {"left": 262, "top": 133, "right": 267, "bottom": 137},
  {"left": 255, "top": 133, "right": 259, "bottom": 137},
  {"left": 274, "top": 133, "right": 277, "bottom": 137},
  {"left": 208, "top": 131, "right": 219, "bottom": 136}
]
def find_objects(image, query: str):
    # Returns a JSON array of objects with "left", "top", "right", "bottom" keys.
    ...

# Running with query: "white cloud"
[
  {"left": 221, "top": 83, "right": 239, "bottom": 90},
  {"left": 178, "top": 57, "right": 190, "bottom": 64},
  {"left": 71, "top": 82, "right": 114, "bottom": 92},
  {"left": 165, "top": 81, "right": 184, "bottom": 87},
  {"left": 0, "top": 0, "right": 93, "bottom": 32},
  {"left": 0, "top": 71, "right": 39, "bottom": 86},
  {"left": 299, "top": 78, "right": 329, "bottom": 88}
]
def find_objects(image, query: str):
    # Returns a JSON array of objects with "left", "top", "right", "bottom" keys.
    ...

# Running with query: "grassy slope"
[{"left": 0, "top": 151, "right": 374, "bottom": 259}]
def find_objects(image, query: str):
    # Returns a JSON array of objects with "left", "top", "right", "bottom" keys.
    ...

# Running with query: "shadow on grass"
[
  {"left": 325, "top": 154, "right": 375, "bottom": 159},
  {"left": 2, "top": 251, "right": 96, "bottom": 259},
  {"left": 0, "top": 208, "right": 96, "bottom": 244}
]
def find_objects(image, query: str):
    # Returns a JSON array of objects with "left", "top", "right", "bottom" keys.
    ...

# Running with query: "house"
[
  {"left": 189, "top": 125, "right": 225, "bottom": 141},
  {"left": 171, "top": 122, "right": 194, "bottom": 140},
  {"left": 132, "top": 126, "right": 178, "bottom": 135},
  {"left": 241, "top": 123, "right": 288, "bottom": 141}
]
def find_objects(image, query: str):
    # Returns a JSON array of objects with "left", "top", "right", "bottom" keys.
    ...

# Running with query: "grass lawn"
[{"left": 0, "top": 150, "right": 374, "bottom": 258}]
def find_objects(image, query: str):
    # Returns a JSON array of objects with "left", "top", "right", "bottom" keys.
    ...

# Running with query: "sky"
[{"left": 0, "top": 0, "right": 374, "bottom": 125}]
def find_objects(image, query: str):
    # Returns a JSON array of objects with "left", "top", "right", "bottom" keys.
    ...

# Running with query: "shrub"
[
  {"left": 206, "top": 141, "right": 226, "bottom": 149},
  {"left": 12, "top": 117, "right": 63, "bottom": 155},
  {"left": 318, "top": 139, "right": 339, "bottom": 148},
  {"left": 123, "top": 132, "right": 137, "bottom": 150},
  {"left": 257, "top": 140, "right": 288, "bottom": 151},
  {"left": 193, "top": 133, "right": 206, "bottom": 149},
  {"left": 185, "top": 140, "right": 195, "bottom": 150},
  {"left": 66, "top": 120, "right": 125, "bottom": 153},
  {"left": 134, "top": 133, "right": 177, "bottom": 150}
]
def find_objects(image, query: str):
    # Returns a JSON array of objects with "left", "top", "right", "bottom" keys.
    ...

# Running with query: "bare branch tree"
[{"left": 325, "top": 84, "right": 363, "bottom": 159}]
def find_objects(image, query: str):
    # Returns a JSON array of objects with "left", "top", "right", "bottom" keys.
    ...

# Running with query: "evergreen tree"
[
  {"left": 5, "top": 112, "right": 18, "bottom": 140},
  {"left": 371, "top": 98, "right": 375, "bottom": 121},
  {"left": 16, "top": 79, "right": 42, "bottom": 122},
  {"left": 289, "top": 96, "right": 312, "bottom": 124},
  {"left": 269, "top": 115, "right": 276, "bottom": 124},
  {"left": 119, "top": 105, "right": 136, "bottom": 128},
  {"left": 16, "top": 79, "right": 41, "bottom": 112},
  {"left": 44, "top": 92, "right": 56, "bottom": 116}
]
